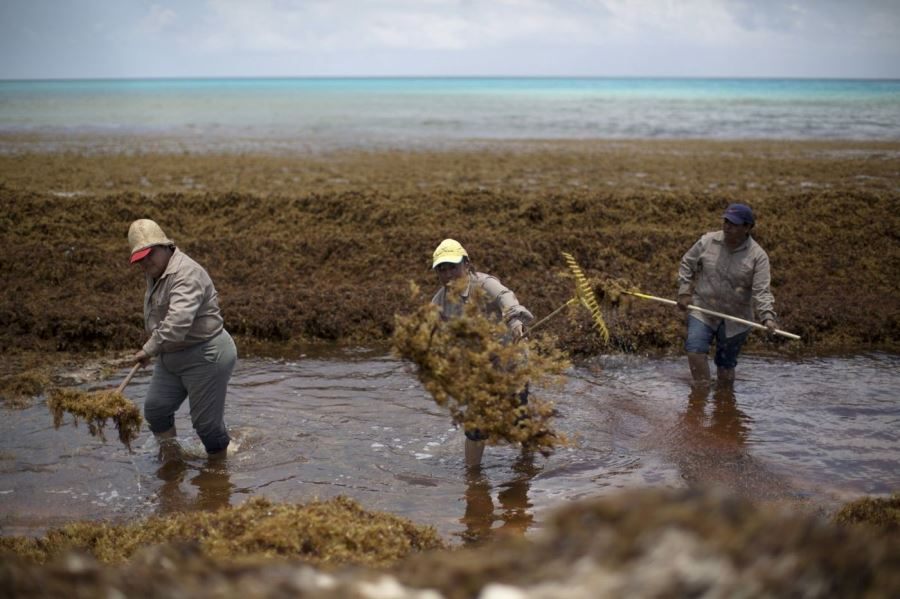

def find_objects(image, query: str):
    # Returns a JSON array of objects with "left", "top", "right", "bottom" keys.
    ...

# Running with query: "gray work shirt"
[
  {"left": 431, "top": 271, "right": 534, "bottom": 331},
  {"left": 142, "top": 249, "right": 225, "bottom": 356},
  {"left": 677, "top": 231, "right": 776, "bottom": 337}
]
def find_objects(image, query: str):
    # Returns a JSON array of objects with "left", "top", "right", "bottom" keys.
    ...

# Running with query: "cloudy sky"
[{"left": 2, "top": 0, "right": 899, "bottom": 79}]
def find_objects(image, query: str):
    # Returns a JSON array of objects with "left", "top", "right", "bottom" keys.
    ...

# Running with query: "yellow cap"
[
  {"left": 432, "top": 238, "right": 468, "bottom": 269},
  {"left": 128, "top": 219, "right": 173, "bottom": 263}
]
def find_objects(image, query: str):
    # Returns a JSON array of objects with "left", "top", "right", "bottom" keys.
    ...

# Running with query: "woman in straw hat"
[
  {"left": 431, "top": 238, "right": 534, "bottom": 468},
  {"left": 128, "top": 219, "right": 237, "bottom": 462}
]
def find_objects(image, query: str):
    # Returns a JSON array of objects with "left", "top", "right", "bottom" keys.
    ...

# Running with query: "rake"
[
  {"left": 526, "top": 252, "right": 610, "bottom": 343},
  {"left": 618, "top": 288, "right": 801, "bottom": 340}
]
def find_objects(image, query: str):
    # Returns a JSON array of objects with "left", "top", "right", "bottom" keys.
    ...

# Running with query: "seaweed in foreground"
[
  {"left": 392, "top": 488, "right": 900, "bottom": 599},
  {"left": 833, "top": 492, "right": 900, "bottom": 533},
  {"left": 48, "top": 388, "right": 142, "bottom": 450},
  {"left": 3, "top": 489, "right": 897, "bottom": 598},
  {"left": 393, "top": 283, "right": 570, "bottom": 456},
  {"left": 0, "top": 495, "right": 445, "bottom": 567}
]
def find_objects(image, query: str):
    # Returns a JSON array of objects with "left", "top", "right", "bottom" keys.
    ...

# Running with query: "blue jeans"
[{"left": 685, "top": 316, "right": 749, "bottom": 369}]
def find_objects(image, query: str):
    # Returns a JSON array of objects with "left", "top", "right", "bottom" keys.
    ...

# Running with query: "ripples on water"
[{"left": 1, "top": 349, "right": 897, "bottom": 543}]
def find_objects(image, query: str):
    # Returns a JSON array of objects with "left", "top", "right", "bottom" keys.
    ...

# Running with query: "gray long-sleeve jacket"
[
  {"left": 142, "top": 249, "right": 225, "bottom": 356},
  {"left": 678, "top": 231, "right": 776, "bottom": 337},
  {"left": 431, "top": 271, "right": 534, "bottom": 332}
]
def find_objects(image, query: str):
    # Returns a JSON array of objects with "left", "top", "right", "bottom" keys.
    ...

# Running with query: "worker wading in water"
[
  {"left": 128, "top": 219, "right": 237, "bottom": 462},
  {"left": 430, "top": 239, "right": 534, "bottom": 468}
]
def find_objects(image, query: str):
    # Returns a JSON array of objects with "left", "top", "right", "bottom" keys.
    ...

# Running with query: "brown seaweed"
[
  {"left": 392, "top": 283, "right": 570, "bottom": 455},
  {"left": 393, "top": 488, "right": 900, "bottom": 599},
  {"left": 1, "top": 489, "right": 898, "bottom": 597},
  {"left": 0, "top": 495, "right": 445, "bottom": 567},
  {"left": 0, "top": 368, "right": 50, "bottom": 408},
  {"left": 48, "top": 387, "right": 142, "bottom": 450},
  {"left": 832, "top": 492, "right": 900, "bottom": 533},
  {"left": 0, "top": 140, "right": 898, "bottom": 360}
]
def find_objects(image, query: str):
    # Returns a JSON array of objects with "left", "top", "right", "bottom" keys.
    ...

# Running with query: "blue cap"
[{"left": 723, "top": 203, "right": 755, "bottom": 225}]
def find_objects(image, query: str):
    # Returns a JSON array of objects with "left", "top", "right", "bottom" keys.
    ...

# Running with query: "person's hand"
[
  {"left": 763, "top": 319, "right": 778, "bottom": 333},
  {"left": 133, "top": 350, "right": 151, "bottom": 368},
  {"left": 509, "top": 320, "right": 525, "bottom": 341},
  {"left": 677, "top": 294, "right": 692, "bottom": 312}
]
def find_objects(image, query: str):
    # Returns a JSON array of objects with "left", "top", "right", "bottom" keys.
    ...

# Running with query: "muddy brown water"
[{"left": 1, "top": 348, "right": 897, "bottom": 545}]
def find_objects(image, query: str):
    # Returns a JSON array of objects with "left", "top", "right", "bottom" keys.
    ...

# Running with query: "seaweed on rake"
[{"left": 48, "top": 387, "right": 142, "bottom": 451}]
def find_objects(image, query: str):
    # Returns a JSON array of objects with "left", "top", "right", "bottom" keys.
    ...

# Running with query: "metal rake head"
[{"left": 561, "top": 252, "right": 610, "bottom": 344}]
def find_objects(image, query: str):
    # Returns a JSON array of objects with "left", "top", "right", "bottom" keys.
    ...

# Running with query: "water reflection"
[
  {"left": 674, "top": 385, "right": 793, "bottom": 500},
  {"left": 459, "top": 452, "right": 539, "bottom": 545},
  {"left": 681, "top": 386, "right": 752, "bottom": 447},
  {"left": 156, "top": 459, "right": 234, "bottom": 514}
]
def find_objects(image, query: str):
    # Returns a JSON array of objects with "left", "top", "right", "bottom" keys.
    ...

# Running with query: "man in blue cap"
[{"left": 676, "top": 203, "right": 779, "bottom": 387}]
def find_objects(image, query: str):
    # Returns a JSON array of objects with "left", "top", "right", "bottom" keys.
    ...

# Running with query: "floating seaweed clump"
[
  {"left": 48, "top": 388, "right": 142, "bottom": 450},
  {"left": 392, "top": 283, "right": 570, "bottom": 456},
  {"left": 0, "top": 496, "right": 445, "bottom": 568},
  {"left": 0, "top": 368, "right": 50, "bottom": 408},
  {"left": 833, "top": 493, "right": 900, "bottom": 533}
]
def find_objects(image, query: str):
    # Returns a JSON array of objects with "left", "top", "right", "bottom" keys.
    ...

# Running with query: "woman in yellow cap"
[
  {"left": 431, "top": 238, "right": 534, "bottom": 467},
  {"left": 128, "top": 219, "right": 237, "bottom": 462}
]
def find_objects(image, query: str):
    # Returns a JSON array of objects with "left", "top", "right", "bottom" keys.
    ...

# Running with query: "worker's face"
[
  {"left": 435, "top": 261, "right": 467, "bottom": 287},
  {"left": 722, "top": 219, "right": 752, "bottom": 248},
  {"left": 137, "top": 246, "right": 171, "bottom": 279}
]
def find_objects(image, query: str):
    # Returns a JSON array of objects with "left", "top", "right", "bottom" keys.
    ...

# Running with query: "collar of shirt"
[
  {"left": 454, "top": 273, "right": 474, "bottom": 300},
  {"left": 160, "top": 248, "right": 184, "bottom": 279},
  {"left": 712, "top": 230, "right": 752, "bottom": 253},
  {"left": 145, "top": 247, "right": 183, "bottom": 289}
]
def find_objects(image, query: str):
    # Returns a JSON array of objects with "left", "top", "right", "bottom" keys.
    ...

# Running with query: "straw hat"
[
  {"left": 432, "top": 239, "right": 469, "bottom": 269},
  {"left": 128, "top": 219, "right": 173, "bottom": 263}
]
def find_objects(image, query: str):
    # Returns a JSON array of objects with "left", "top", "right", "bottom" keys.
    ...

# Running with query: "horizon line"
[{"left": 3, "top": 75, "right": 900, "bottom": 84}]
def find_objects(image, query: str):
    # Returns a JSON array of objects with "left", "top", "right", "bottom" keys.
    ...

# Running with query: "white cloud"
[
  {"left": 2, "top": 0, "right": 899, "bottom": 78},
  {"left": 727, "top": 0, "right": 805, "bottom": 33},
  {"left": 140, "top": 3, "right": 177, "bottom": 33},
  {"left": 189, "top": 0, "right": 803, "bottom": 53}
]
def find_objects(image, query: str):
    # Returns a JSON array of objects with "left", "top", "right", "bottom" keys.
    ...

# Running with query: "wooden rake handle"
[
  {"left": 624, "top": 291, "right": 801, "bottom": 340},
  {"left": 116, "top": 362, "right": 142, "bottom": 394},
  {"left": 524, "top": 297, "right": 577, "bottom": 336}
]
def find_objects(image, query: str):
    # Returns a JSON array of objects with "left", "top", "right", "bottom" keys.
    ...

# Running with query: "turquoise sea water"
[{"left": 1, "top": 78, "right": 899, "bottom": 149}]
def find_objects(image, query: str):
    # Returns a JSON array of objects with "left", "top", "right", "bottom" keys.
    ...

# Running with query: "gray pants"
[{"left": 145, "top": 331, "right": 237, "bottom": 454}]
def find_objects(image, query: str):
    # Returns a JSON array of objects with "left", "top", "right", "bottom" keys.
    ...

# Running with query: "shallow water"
[
  {"left": 1, "top": 349, "right": 897, "bottom": 544},
  {"left": 2, "top": 78, "right": 899, "bottom": 152}
]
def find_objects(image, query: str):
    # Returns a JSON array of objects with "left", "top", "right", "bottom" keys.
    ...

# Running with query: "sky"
[{"left": 1, "top": 0, "right": 899, "bottom": 79}]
